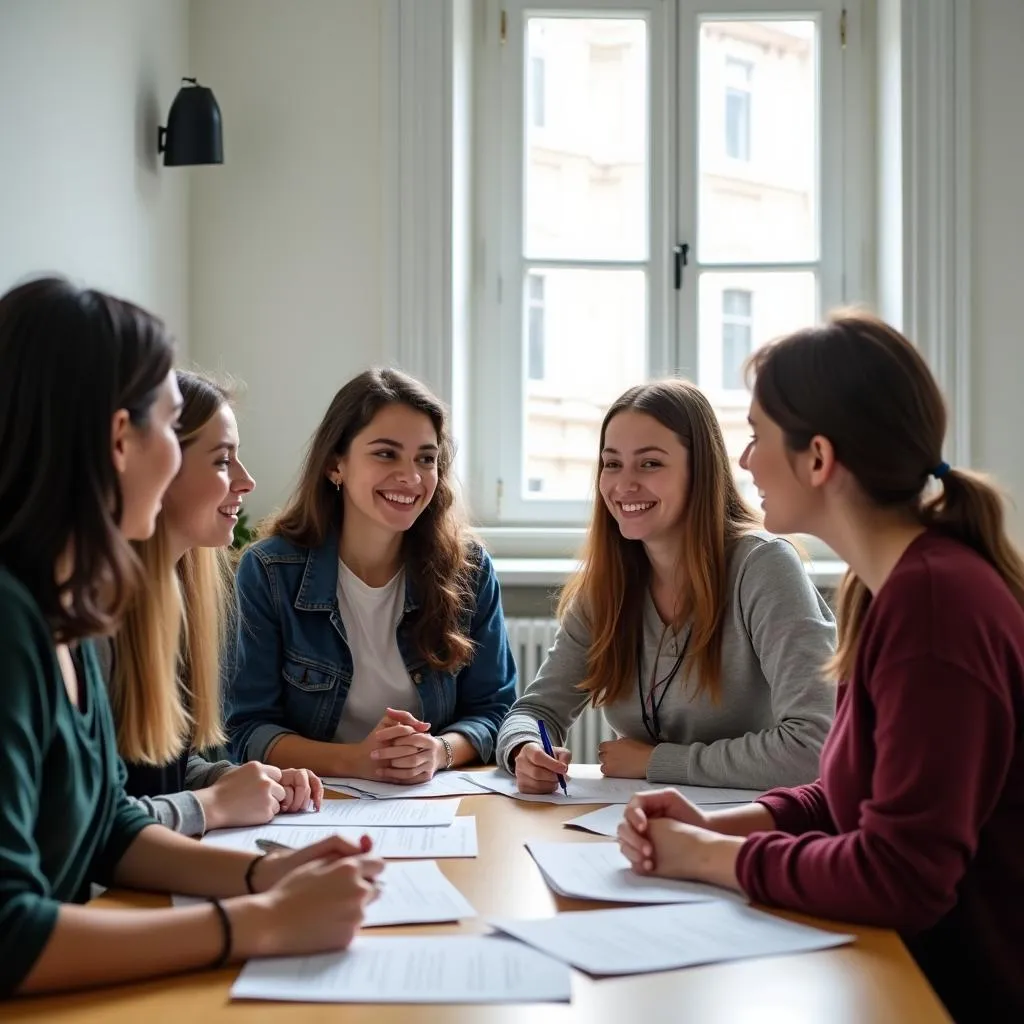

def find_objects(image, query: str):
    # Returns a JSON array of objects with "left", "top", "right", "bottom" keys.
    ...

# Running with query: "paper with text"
[
  {"left": 490, "top": 901, "right": 854, "bottom": 976},
  {"left": 320, "top": 772, "right": 493, "bottom": 799},
  {"left": 526, "top": 840, "right": 745, "bottom": 904},
  {"left": 202, "top": 817, "right": 478, "bottom": 859},
  {"left": 471, "top": 767, "right": 762, "bottom": 807},
  {"left": 231, "top": 936, "right": 572, "bottom": 1004},
  {"left": 172, "top": 860, "right": 475, "bottom": 927},
  {"left": 362, "top": 860, "right": 476, "bottom": 926},
  {"left": 470, "top": 768, "right": 651, "bottom": 805},
  {"left": 266, "top": 797, "right": 461, "bottom": 828}
]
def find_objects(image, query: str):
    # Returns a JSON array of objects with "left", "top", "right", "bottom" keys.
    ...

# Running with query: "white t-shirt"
[{"left": 333, "top": 559, "right": 421, "bottom": 743}]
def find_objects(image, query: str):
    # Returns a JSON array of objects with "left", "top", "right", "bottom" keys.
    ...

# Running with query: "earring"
[{"left": 334, "top": 478, "right": 341, "bottom": 492}]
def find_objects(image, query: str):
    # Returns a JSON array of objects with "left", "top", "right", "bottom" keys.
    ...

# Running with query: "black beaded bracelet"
[
  {"left": 244, "top": 853, "right": 262, "bottom": 894},
  {"left": 208, "top": 898, "right": 232, "bottom": 970}
]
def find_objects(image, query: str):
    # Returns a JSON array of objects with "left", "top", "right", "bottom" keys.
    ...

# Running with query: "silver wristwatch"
[{"left": 438, "top": 736, "right": 454, "bottom": 771}]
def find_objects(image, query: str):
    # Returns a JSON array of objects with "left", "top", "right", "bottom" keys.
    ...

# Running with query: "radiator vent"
[{"left": 506, "top": 617, "right": 614, "bottom": 763}]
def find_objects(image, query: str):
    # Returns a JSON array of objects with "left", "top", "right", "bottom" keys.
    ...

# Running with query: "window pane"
[
  {"left": 698, "top": 20, "right": 818, "bottom": 263},
  {"left": 523, "top": 269, "right": 647, "bottom": 501},
  {"left": 698, "top": 271, "right": 817, "bottom": 503},
  {"left": 525, "top": 17, "right": 649, "bottom": 261}
]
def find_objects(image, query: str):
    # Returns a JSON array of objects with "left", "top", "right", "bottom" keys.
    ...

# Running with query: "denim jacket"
[{"left": 226, "top": 531, "right": 517, "bottom": 764}]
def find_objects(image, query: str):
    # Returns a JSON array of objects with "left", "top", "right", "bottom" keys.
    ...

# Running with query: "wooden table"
[{"left": 7, "top": 792, "right": 951, "bottom": 1023}]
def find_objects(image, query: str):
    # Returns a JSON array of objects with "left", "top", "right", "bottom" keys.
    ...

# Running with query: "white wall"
[
  {"left": 189, "top": 0, "right": 383, "bottom": 520},
  {"left": 971, "top": 0, "right": 1024, "bottom": 539},
  {"left": 0, "top": 0, "right": 190, "bottom": 346}
]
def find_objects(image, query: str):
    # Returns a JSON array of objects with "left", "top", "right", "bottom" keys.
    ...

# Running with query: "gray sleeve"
[
  {"left": 647, "top": 538, "right": 837, "bottom": 788},
  {"left": 495, "top": 601, "right": 594, "bottom": 772},
  {"left": 184, "top": 752, "right": 235, "bottom": 788},
  {"left": 124, "top": 791, "right": 206, "bottom": 838}
]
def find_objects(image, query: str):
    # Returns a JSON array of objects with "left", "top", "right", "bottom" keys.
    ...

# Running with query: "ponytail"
[{"left": 923, "top": 468, "right": 1024, "bottom": 604}]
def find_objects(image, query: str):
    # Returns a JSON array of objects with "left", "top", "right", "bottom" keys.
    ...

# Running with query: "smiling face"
[
  {"left": 598, "top": 410, "right": 691, "bottom": 547},
  {"left": 330, "top": 402, "right": 440, "bottom": 539},
  {"left": 161, "top": 401, "right": 255, "bottom": 553}
]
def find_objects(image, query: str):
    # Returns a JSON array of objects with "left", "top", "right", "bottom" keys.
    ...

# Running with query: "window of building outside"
[
  {"left": 477, "top": 0, "right": 853, "bottom": 524},
  {"left": 721, "top": 288, "right": 753, "bottom": 389},
  {"left": 527, "top": 272, "right": 547, "bottom": 380},
  {"left": 724, "top": 56, "right": 752, "bottom": 161},
  {"left": 530, "top": 54, "right": 547, "bottom": 127}
]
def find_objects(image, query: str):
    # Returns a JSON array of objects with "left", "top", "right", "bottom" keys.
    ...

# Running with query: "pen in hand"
[
  {"left": 254, "top": 838, "right": 387, "bottom": 886},
  {"left": 536, "top": 719, "right": 569, "bottom": 796}
]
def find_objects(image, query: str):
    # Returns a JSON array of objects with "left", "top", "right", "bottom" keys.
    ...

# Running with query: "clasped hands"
[
  {"left": 362, "top": 707, "right": 446, "bottom": 784},
  {"left": 615, "top": 788, "right": 744, "bottom": 892}
]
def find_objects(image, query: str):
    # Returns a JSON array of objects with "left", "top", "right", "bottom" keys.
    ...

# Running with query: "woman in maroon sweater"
[{"left": 616, "top": 312, "right": 1024, "bottom": 1023}]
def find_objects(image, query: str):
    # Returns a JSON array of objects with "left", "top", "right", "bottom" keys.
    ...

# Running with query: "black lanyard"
[{"left": 636, "top": 626, "right": 691, "bottom": 743}]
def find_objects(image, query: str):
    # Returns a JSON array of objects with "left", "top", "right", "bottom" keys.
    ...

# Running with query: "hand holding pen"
[{"left": 249, "top": 834, "right": 385, "bottom": 892}]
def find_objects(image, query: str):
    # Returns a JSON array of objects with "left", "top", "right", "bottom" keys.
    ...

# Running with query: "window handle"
[{"left": 673, "top": 243, "right": 690, "bottom": 290}]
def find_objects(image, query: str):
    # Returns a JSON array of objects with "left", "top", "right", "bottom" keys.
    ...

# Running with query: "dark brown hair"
[
  {"left": 562, "top": 379, "right": 760, "bottom": 706},
  {"left": 750, "top": 310, "right": 1024, "bottom": 679},
  {"left": 0, "top": 277, "right": 175, "bottom": 641},
  {"left": 265, "top": 368, "right": 475, "bottom": 671}
]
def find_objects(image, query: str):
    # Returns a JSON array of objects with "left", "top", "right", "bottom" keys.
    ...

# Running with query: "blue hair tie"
[{"left": 932, "top": 461, "right": 951, "bottom": 480}]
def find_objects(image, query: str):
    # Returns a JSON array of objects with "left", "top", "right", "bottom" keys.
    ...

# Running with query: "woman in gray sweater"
[{"left": 497, "top": 379, "right": 837, "bottom": 792}]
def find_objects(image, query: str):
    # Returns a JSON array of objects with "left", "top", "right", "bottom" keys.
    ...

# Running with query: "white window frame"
[
  {"left": 473, "top": 0, "right": 673, "bottom": 526},
  {"left": 380, "top": 0, "right": 969, "bottom": 566},
  {"left": 472, "top": 0, "right": 862, "bottom": 542}
]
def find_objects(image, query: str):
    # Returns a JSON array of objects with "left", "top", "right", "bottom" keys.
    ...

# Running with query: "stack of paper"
[
  {"left": 490, "top": 902, "right": 854, "bottom": 976},
  {"left": 320, "top": 772, "right": 492, "bottom": 799},
  {"left": 202, "top": 817, "right": 478, "bottom": 858},
  {"left": 526, "top": 840, "right": 745, "bottom": 904},
  {"left": 232, "top": 936, "right": 572, "bottom": 1004},
  {"left": 267, "top": 797, "right": 461, "bottom": 828}
]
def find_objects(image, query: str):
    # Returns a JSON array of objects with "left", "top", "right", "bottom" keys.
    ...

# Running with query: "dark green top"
[{"left": 0, "top": 567, "right": 155, "bottom": 996}]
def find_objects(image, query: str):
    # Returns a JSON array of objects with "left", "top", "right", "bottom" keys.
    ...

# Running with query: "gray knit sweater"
[{"left": 496, "top": 533, "right": 837, "bottom": 789}]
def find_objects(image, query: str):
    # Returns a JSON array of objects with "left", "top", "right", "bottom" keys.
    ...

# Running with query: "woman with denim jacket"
[{"left": 227, "top": 368, "right": 517, "bottom": 783}]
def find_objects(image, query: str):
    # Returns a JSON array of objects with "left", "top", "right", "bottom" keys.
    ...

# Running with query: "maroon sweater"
[{"left": 736, "top": 532, "right": 1024, "bottom": 1023}]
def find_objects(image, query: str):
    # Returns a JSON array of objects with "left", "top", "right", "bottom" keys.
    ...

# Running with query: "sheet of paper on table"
[
  {"left": 526, "top": 840, "right": 746, "bottom": 905},
  {"left": 266, "top": 796, "right": 461, "bottom": 828},
  {"left": 470, "top": 767, "right": 761, "bottom": 807},
  {"left": 320, "top": 772, "right": 493, "bottom": 799},
  {"left": 173, "top": 859, "right": 476, "bottom": 927},
  {"left": 202, "top": 816, "right": 478, "bottom": 859},
  {"left": 490, "top": 901, "right": 854, "bottom": 976},
  {"left": 231, "top": 936, "right": 573, "bottom": 1004}
]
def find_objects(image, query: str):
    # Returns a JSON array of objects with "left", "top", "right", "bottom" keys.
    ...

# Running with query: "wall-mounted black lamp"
[{"left": 158, "top": 78, "right": 224, "bottom": 166}]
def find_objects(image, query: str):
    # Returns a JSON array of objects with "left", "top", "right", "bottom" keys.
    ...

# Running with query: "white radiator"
[{"left": 506, "top": 617, "right": 615, "bottom": 763}]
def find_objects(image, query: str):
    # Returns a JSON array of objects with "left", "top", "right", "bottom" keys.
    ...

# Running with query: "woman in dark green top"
[{"left": 0, "top": 279, "right": 382, "bottom": 998}]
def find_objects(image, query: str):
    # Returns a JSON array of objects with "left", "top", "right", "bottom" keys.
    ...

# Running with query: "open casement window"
[{"left": 473, "top": 0, "right": 858, "bottom": 556}]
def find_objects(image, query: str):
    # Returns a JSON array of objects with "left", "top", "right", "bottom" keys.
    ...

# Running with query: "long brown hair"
[
  {"left": 0, "top": 277, "right": 174, "bottom": 641},
  {"left": 750, "top": 310, "right": 1024, "bottom": 680},
  {"left": 111, "top": 371, "right": 232, "bottom": 764},
  {"left": 562, "top": 379, "right": 760, "bottom": 706},
  {"left": 264, "top": 368, "right": 475, "bottom": 671}
]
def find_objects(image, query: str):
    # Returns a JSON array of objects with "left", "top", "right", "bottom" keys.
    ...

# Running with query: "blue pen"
[{"left": 537, "top": 719, "right": 568, "bottom": 796}]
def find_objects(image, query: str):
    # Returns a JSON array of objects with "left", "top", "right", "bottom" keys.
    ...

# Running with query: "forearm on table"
[
  {"left": 704, "top": 802, "right": 776, "bottom": 837},
  {"left": 263, "top": 733, "right": 351, "bottom": 776},
  {"left": 438, "top": 732, "right": 478, "bottom": 768},
  {"left": 112, "top": 824, "right": 256, "bottom": 898},
  {"left": 17, "top": 899, "right": 260, "bottom": 995}
]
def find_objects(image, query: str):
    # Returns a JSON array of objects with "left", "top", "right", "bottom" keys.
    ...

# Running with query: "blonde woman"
[{"left": 105, "top": 371, "right": 322, "bottom": 836}]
